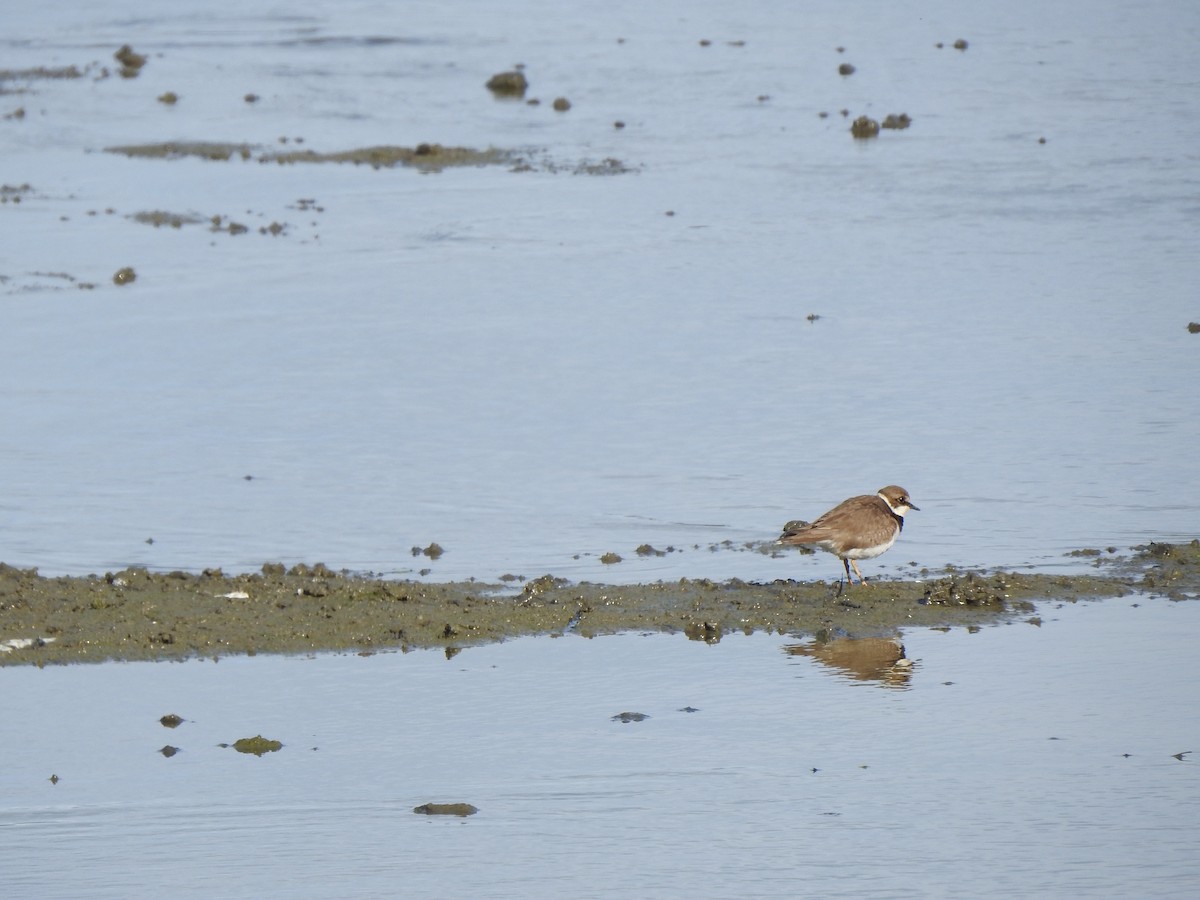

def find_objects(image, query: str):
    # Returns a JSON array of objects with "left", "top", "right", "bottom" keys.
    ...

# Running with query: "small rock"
[
  {"left": 113, "top": 266, "right": 136, "bottom": 285},
  {"left": 838, "top": 63, "right": 856, "bottom": 76},
  {"left": 552, "top": 97, "right": 571, "bottom": 112}
]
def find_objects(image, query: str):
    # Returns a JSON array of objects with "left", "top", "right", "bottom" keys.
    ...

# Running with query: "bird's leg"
[
  {"left": 841, "top": 557, "right": 855, "bottom": 586},
  {"left": 849, "top": 559, "right": 868, "bottom": 585}
]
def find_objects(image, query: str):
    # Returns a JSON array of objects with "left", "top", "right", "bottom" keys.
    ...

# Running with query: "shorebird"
[{"left": 778, "top": 485, "right": 918, "bottom": 585}]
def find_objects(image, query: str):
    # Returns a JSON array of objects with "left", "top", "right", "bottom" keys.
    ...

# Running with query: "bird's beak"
[{"left": 907, "top": 502, "right": 920, "bottom": 512}]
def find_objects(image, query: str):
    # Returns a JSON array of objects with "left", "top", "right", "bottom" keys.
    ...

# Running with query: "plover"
[{"left": 778, "top": 485, "right": 918, "bottom": 584}]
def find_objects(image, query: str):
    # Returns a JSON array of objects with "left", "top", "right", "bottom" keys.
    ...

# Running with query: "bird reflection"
[{"left": 784, "top": 635, "right": 913, "bottom": 688}]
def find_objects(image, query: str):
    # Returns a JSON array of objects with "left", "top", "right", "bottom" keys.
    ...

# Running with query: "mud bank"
[
  {"left": 2, "top": 542, "right": 1194, "bottom": 666},
  {"left": 104, "top": 141, "right": 519, "bottom": 172}
]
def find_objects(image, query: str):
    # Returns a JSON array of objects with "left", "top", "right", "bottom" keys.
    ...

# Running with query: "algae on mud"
[
  {"left": 229, "top": 735, "right": 284, "bottom": 756},
  {"left": 104, "top": 141, "right": 520, "bottom": 172},
  {"left": 2, "top": 543, "right": 1195, "bottom": 666},
  {"left": 101, "top": 141, "right": 634, "bottom": 175}
]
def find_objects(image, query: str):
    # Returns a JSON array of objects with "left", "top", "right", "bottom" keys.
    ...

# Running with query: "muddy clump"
[
  {"left": 266, "top": 144, "right": 513, "bottom": 172},
  {"left": 850, "top": 116, "right": 880, "bottom": 139},
  {"left": 881, "top": 113, "right": 912, "bottom": 130},
  {"left": 133, "top": 142, "right": 515, "bottom": 173},
  {"left": 1, "top": 184, "right": 33, "bottom": 204},
  {"left": 921, "top": 572, "right": 1011, "bottom": 606},
  {"left": 413, "top": 803, "right": 478, "bottom": 816},
  {"left": 0, "top": 65, "right": 87, "bottom": 82},
  {"left": 230, "top": 735, "right": 283, "bottom": 756},
  {"left": 520, "top": 574, "right": 568, "bottom": 598},
  {"left": 105, "top": 140, "right": 625, "bottom": 177},
  {"left": 636, "top": 544, "right": 669, "bottom": 557},
  {"left": 114, "top": 45, "right": 147, "bottom": 78},
  {"left": 1128, "top": 539, "right": 1200, "bottom": 599},
  {"left": 612, "top": 712, "right": 650, "bottom": 723},
  {"left": 132, "top": 210, "right": 206, "bottom": 229},
  {"left": 107, "top": 142, "right": 254, "bottom": 162},
  {"left": 486, "top": 70, "right": 528, "bottom": 97}
]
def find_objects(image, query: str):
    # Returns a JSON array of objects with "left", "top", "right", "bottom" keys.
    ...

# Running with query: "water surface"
[
  {"left": 1, "top": 595, "right": 1197, "bottom": 898},
  {"left": 1, "top": 1, "right": 1197, "bottom": 583}
]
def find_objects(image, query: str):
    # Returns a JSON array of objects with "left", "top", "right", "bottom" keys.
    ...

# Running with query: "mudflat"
[{"left": 2, "top": 542, "right": 1194, "bottom": 666}]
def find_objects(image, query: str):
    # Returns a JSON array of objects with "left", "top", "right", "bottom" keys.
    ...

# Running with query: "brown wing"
[{"left": 777, "top": 493, "right": 880, "bottom": 545}]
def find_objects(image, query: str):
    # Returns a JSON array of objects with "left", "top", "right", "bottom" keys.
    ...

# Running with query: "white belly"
[{"left": 840, "top": 532, "right": 897, "bottom": 560}]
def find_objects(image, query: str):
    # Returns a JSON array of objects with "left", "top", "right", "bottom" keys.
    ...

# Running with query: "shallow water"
[
  {"left": 2, "top": 594, "right": 1197, "bottom": 898},
  {"left": 3, "top": 7, "right": 1199, "bottom": 891},
  {"left": 2, "top": 1, "right": 1198, "bottom": 584}
]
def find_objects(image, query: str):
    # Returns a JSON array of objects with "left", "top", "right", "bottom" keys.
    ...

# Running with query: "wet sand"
[{"left": 2, "top": 542, "right": 1194, "bottom": 665}]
